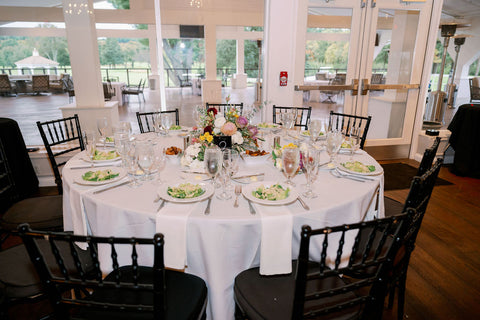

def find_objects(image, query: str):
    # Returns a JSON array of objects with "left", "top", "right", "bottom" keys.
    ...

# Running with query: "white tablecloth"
[
  {"left": 109, "top": 81, "right": 125, "bottom": 106},
  {"left": 62, "top": 132, "right": 384, "bottom": 320}
]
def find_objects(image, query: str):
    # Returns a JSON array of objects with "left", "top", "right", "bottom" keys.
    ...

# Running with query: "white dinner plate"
[
  {"left": 337, "top": 161, "right": 383, "bottom": 176},
  {"left": 257, "top": 123, "right": 281, "bottom": 131},
  {"left": 242, "top": 152, "right": 270, "bottom": 165},
  {"left": 157, "top": 182, "right": 214, "bottom": 203},
  {"left": 242, "top": 181, "right": 299, "bottom": 206},
  {"left": 83, "top": 150, "right": 121, "bottom": 163},
  {"left": 73, "top": 167, "right": 127, "bottom": 186}
]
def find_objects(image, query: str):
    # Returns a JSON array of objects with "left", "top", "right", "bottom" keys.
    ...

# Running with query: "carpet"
[{"left": 382, "top": 163, "right": 453, "bottom": 191}]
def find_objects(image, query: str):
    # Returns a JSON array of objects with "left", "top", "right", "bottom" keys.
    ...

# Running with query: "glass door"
[{"left": 298, "top": 0, "right": 434, "bottom": 152}]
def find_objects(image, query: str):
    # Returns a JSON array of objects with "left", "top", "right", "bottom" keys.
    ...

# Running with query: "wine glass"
[
  {"left": 117, "top": 121, "right": 132, "bottom": 137},
  {"left": 326, "top": 130, "right": 344, "bottom": 165},
  {"left": 83, "top": 131, "right": 97, "bottom": 167},
  {"left": 204, "top": 147, "right": 223, "bottom": 186},
  {"left": 349, "top": 127, "right": 362, "bottom": 160},
  {"left": 153, "top": 113, "right": 163, "bottom": 136},
  {"left": 308, "top": 119, "right": 323, "bottom": 144},
  {"left": 125, "top": 141, "right": 142, "bottom": 188},
  {"left": 193, "top": 105, "right": 203, "bottom": 129},
  {"left": 282, "top": 147, "right": 300, "bottom": 186},
  {"left": 96, "top": 117, "right": 109, "bottom": 149},
  {"left": 300, "top": 148, "right": 321, "bottom": 198},
  {"left": 136, "top": 142, "right": 154, "bottom": 180},
  {"left": 161, "top": 113, "right": 173, "bottom": 134},
  {"left": 152, "top": 146, "right": 167, "bottom": 185},
  {"left": 114, "top": 131, "right": 129, "bottom": 167},
  {"left": 282, "top": 111, "right": 296, "bottom": 137}
]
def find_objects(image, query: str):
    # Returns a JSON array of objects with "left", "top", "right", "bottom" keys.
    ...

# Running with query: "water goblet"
[
  {"left": 153, "top": 113, "right": 163, "bottom": 136},
  {"left": 114, "top": 131, "right": 129, "bottom": 167},
  {"left": 349, "top": 127, "right": 361, "bottom": 160},
  {"left": 96, "top": 117, "right": 109, "bottom": 149},
  {"left": 308, "top": 119, "right": 323, "bottom": 144},
  {"left": 125, "top": 142, "right": 142, "bottom": 188},
  {"left": 161, "top": 113, "right": 173, "bottom": 135},
  {"left": 152, "top": 146, "right": 167, "bottom": 185},
  {"left": 204, "top": 147, "right": 223, "bottom": 186},
  {"left": 326, "top": 130, "right": 343, "bottom": 165},
  {"left": 117, "top": 121, "right": 132, "bottom": 137},
  {"left": 136, "top": 142, "right": 154, "bottom": 180},
  {"left": 282, "top": 111, "right": 296, "bottom": 137},
  {"left": 83, "top": 131, "right": 97, "bottom": 167},
  {"left": 300, "top": 148, "right": 321, "bottom": 198},
  {"left": 282, "top": 147, "right": 300, "bottom": 186}
]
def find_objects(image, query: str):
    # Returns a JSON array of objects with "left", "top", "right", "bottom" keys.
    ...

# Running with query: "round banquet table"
[{"left": 62, "top": 131, "right": 385, "bottom": 320}]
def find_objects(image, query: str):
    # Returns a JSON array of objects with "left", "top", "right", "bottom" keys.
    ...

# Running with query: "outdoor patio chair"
[
  {"left": 49, "top": 74, "right": 69, "bottom": 93},
  {"left": 18, "top": 224, "right": 208, "bottom": 320},
  {"left": 272, "top": 105, "right": 312, "bottom": 130},
  {"left": 122, "top": 79, "right": 145, "bottom": 104},
  {"left": 36, "top": 114, "right": 85, "bottom": 195},
  {"left": 0, "top": 74, "right": 16, "bottom": 97},
  {"left": 31, "top": 75, "right": 50, "bottom": 95},
  {"left": 329, "top": 111, "right": 372, "bottom": 149},
  {"left": 136, "top": 109, "right": 180, "bottom": 133},
  {"left": 177, "top": 74, "right": 192, "bottom": 95},
  {"left": 234, "top": 214, "right": 408, "bottom": 320},
  {"left": 63, "top": 78, "right": 75, "bottom": 103},
  {"left": 103, "top": 80, "right": 116, "bottom": 101}
]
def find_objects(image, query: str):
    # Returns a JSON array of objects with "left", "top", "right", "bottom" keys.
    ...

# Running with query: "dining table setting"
[{"left": 61, "top": 112, "right": 385, "bottom": 320}]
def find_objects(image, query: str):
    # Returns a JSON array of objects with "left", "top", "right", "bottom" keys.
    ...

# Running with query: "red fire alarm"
[{"left": 280, "top": 71, "right": 288, "bottom": 86}]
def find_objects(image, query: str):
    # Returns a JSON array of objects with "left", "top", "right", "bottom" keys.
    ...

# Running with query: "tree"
[
  {"left": 216, "top": 40, "right": 236, "bottom": 71},
  {"left": 108, "top": 0, "right": 129, "bottom": 9},
  {"left": 100, "top": 38, "right": 124, "bottom": 67}
]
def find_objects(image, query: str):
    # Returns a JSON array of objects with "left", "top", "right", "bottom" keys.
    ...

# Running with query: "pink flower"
[
  {"left": 235, "top": 116, "right": 248, "bottom": 128},
  {"left": 247, "top": 125, "right": 258, "bottom": 137},
  {"left": 207, "top": 108, "right": 218, "bottom": 116},
  {"left": 221, "top": 122, "right": 237, "bottom": 136}
]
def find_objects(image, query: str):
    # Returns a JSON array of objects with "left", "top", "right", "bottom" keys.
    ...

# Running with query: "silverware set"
[{"left": 330, "top": 168, "right": 374, "bottom": 182}]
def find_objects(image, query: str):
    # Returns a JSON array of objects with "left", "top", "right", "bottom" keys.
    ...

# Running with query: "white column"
[
  {"left": 263, "top": 0, "right": 308, "bottom": 122},
  {"left": 62, "top": 0, "right": 104, "bottom": 108},
  {"left": 153, "top": 0, "right": 167, "bottom": 110},
  {"left": 237, "top": 35, "right": 245, "bottom": 74},
  {"left": 202, "top": 23, "right": 222, "bottom": 104}
]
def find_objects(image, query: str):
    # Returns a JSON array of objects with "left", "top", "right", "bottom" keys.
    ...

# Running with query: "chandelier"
[
  {"left": 64, "top": 1, "right": 93, "bottom": 15},
  {"left": 190, "top": 0, "right": 202, "bottom": 9}
]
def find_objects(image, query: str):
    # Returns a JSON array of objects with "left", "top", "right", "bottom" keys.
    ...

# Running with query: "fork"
[{"left": 234, "top": 185, "right": 241, "bottom": 208}]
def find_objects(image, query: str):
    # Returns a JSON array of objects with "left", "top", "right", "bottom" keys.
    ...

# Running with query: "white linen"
[{"left": 62, "top": 132, "right": 384, "bottom": 320}]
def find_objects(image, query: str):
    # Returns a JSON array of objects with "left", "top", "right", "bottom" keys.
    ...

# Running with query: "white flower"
[
  {"left": 214, "top": 116, "right": 226, "bottom": 128},
  {"left": 275, "top": 160, "right": 283, "bottom": 170},
  {"left": 180, "top": 155, "right": 192, "bottom": 166},
  {"left": 190, "top": 159, "right": 204, "bottom": 170},
  {"left": 299, "top": 142, "right": 308, "bottom": 153},
  {"left": 213, "top": 128, "right": 221, "bottom": 135},
  {"left": 185, "top": 143, "right": 201, "bottom": 157},
  {"left": 232, "top": 131, "right": 244, "bottom": 145}
]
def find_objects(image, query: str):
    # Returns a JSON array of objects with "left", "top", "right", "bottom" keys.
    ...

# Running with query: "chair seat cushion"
[
  {"left": 0, "top": 241, "right": 92, "bottom": 300},
  {"left": 384, "top": 196, "right": 404, "bottom": 217},
  {"left": 0, "top": 195, "right": 63, "bottom": 230},
  {"left": 75, "top": 266, "right": 207, "bottom": 320},
  {"left": 234, "top": 261, "right": 360, "bottom": 320}
]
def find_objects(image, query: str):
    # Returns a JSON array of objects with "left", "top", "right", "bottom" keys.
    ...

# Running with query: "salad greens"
[
  {"left": 170, "top": 125, "right": 182, "bottom": 130},
  {"left": 167, "top": 183, "right": 205, "bottom": 199},
  {"left": 341, "top": 161, "right": 375, "bottom": 173},
  {"left": 105, "top": 136, "right": 114, "bottom": 142},
  {"left": 92, "top": 150, "right": 119, "bottom": 160},
  {"left": 82, "top": 169, "right": 119, "bottom": 182},
  {"left": 252, "top": 184, "right": 290, "bottom": 201},
  {"left": 258, "top": 123, "right": 279, "bottom": 129},
  {"left": 341, "top": 141, "right": 352, "bottom": 148}
]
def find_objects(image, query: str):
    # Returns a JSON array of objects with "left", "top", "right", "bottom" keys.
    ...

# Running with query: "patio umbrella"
[{"left": 14, "top": 48, "right": 59, "bottom": 73}]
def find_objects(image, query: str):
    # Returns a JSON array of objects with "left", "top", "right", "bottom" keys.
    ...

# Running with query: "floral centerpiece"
[{"left": 181, "top": 103, "right": 261, "bottom": 169}]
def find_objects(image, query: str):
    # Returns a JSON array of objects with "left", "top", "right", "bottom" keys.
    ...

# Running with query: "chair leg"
[
  {"left": 387, "top": 285, "right": 396, "bottom": 309},
  {"left": 234, "top": 302, "right": 247, "bottom": 320},
  {"left": 397, "top": 273, "right": 407, "bottom": 320}
]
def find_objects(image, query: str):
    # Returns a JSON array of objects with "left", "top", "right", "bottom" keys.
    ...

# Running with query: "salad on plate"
[
  {"left": 167, "top": 183, "right": 205, "bottom": 199},
  {"left": 340, "top": 161, "right": 376, "bottom": 174},
  {"left": 252, "top": 184, "right": 290, "bottom": 201},
  {"left": 82, "top": 169, "right": 119, "bottom": 182},
  {"left": 92, "top": 150, "right": 120, "bottom": 161}
]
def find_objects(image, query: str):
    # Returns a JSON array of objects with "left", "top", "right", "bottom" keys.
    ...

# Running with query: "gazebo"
[{"left": 14, "top": 48, "right": 59, "bottom": 74}]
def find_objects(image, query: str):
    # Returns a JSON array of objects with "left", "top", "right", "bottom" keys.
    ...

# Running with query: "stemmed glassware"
[
  {"left": 152, "top": 146, "right": 167, "bottom": 185},
  {"left": 282, "top": 147, "right": 300, "bottom": 186},
  {"left": 325, "top": 130, "right": 344, "bottom": 165},
  {"left": 153, "top": 113, "right": 163, "bottom": 136},
  {"left": 125, "top": 141, "right": 142, "bottom": 188},
  {"left": 204, "top": 146, "right": 223, "bottom": 187},
  {"left": 84, "top": 131, "right": 97, "bottom": 167},
  {"left": 300, "top": 148, "right": 321, "bottom": 198},
  {"left": 136, "top": 142, "right": 154, "bottom": 180},
  {"left": 117, "top": 121, "right": 132, "bottom": 138},
  {"left": 308, "top": 119, "right": 323, "bottom": 145},
  {"left": 161, "top": 113, "right": 173, "bottom": 134},
  {"left": 96, "top": 117, "right": 110, "bottom": 149},
  {"left": 193, "top": 105, "right": 203, "bottom": 129},
  {"left": 281, "top": 111, "right": 296, "bottom": 137},
  {"left": 349, "top": 127, "right": 361, "bottom": 160},
  {"left": 114, "top": 131, "right": 129, "bottom": 167}
]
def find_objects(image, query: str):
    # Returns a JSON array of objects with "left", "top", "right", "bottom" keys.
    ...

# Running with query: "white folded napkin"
[
  {"left": 256, "top": 205, "right": 293, "bottom": 275},
  {"left": 155, "top": 201, "right": 200, "bottom": 270}
]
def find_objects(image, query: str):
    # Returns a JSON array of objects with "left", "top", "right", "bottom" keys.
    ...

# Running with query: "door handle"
[
  {"left": 360, "top": 79, "right": 420, "bottom": 95},
  {"left": 295, "top": 79, "right": 359, "bottom": 96}
]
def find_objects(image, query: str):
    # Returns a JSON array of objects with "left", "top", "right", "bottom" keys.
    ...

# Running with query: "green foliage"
[
  {"left": 244, "top": 40, "right": 260, "bottom": 78},
  {"left": 99, "top": 38, "right": 124, "bottom": 67},
  {"left": 216, "top": 40, "right": 236, "bottom": 70},
  {"left": 108, "top": 0, "right": 129, "bottom": 9}
]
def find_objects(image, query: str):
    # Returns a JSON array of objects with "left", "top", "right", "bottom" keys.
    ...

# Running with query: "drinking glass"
[
  {"left": 153, "top": 113, "right": 163, "bottom": 136},
  {"left": 152, "top": 146, "right": 167, "bottom": 185},
  {"left": 204, "top": 147, "right": 223, "bottom": 186},
  {"left": 193, "top": 105, "right": 203, "bottom": 128},
  {"left": 114, "top": 131, "right": 129, "bottom": 167},
  {"left": 326, "top": 130, "right": 344, "bottom": 165},
  {"left": 282, "top": 111, "right": 296, "bottom": 137},
  {"left": 222, "top": 149, "right": 239, "bottom": 188},
  {"left": 282, "top": 147, "right": 300, "bottom": 186},
  {"left": 161, "top": 113, "right": 173, "bottom": 134},
  {"left": 125, "top": 141, "right": 142, "bottom": 188},
  {"left": 96, "top": 117, "right": 109, "bottom": 149},
  {"left": 308, "top": 119, "right": 323, "bottom": 144},
  {"left": 84, "top": 131, "right": 97, "bottom": 167},
  {"left": 136, "top": 142, "right": 154, "bottom": 180},
  {"left": 349, "top": 127, "right": 361, "bottom": 160},
  {"left": 300, "top": 148, "right": 321, "bottom": 198},
  {"left": 117, "top": 121, "right": 132, "bottom": 137}
]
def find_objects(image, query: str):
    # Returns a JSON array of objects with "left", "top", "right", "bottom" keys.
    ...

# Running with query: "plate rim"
[
  {"left": 337, "top": 161, "right": 383, "bottom": 176},
  {"left": 74, "top": 167, "right": 127, "bottom": 186},
  {"left": 158, "top": 181, "right": 214, "bottom": 203},
  {"left": 242, "top": 181, "right": 299, "bottom": 206}
]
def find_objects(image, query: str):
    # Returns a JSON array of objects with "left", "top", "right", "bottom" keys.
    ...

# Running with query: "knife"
[
  {"left": 70, "top": 163, "right": 120, "bottom": 170},
  {"left": 297, "top": 196, "right": 310, "bottom": 210},
  {"left": 247, "top": 199, "right": 256, "bottom": 215},
  {"left": 157, "top": 199, "right": 166, "bottom": 212},
  {"left": 204, "top": 196, "right": 212, "bottom": 215},
  {"left": 92, "top": 180, "right": 130, "bottom": 194},
  {"left": 231, "top": 173, "right": 265, "bottom": 180}
]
